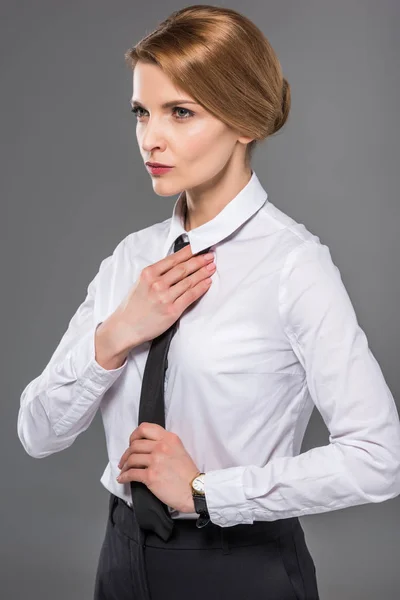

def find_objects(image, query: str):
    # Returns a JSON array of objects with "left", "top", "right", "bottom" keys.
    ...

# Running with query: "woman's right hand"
[{"left": 111, "top": 244, "right": 216, "bottom": 352}]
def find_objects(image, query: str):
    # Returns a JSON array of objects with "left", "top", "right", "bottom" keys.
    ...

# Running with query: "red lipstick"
[{"left": 146, "top": 161, "right": 174, "bottom": 175}]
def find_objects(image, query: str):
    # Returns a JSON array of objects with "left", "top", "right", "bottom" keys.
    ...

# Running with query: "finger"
[
  {"left": 117, "top": 466, "right": 148, "bottom": 484},
  {"left": 118, "top": 439, "right": 154, "bottom": 468},
  {"left": 128, "top": 422, "right": 159, "bottom": 446},
  {"left": 118, "top": 424, "right": 163, "bottom": 467},
  {"left": 167, "top": 263, "right": 215, "bottom": 304},
  {"left": 163, "top": 252, "right": 215, "bottom": 289},
  {"left": 132, "top": 422, "right": 165, "bottom": 443},
  {"left": 118, "top": 442, "right": 141, "bottom": 468},
  {"left": 150, "top": 244, "right": 194, "bottom": 278},
  {"left": 118, "top": 447, "right": 132, "bottom": 469},
  {"left": 119, "top": 452, "right": 151, "bottom": 474},
  {"left": 172, "top": 275, "right": 214, "bottom": 312}
]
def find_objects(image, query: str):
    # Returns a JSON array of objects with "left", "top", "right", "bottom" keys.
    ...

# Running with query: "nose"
[{"left": 139, "top": 117, "right": 166, "bottom": 153}]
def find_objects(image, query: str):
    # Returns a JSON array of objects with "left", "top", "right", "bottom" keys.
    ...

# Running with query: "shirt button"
[{"left": 236, "top": 513, "right": 244, "bottom": 522}]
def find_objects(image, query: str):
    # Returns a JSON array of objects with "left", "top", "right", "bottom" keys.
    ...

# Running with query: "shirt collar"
[{"left": 162, "top": 170, "right": 268, "bottom": 256}]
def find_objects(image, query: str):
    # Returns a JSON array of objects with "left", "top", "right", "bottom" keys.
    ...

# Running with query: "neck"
[{"left": 182, "top": 165, "right": 253, "bottom": 232}]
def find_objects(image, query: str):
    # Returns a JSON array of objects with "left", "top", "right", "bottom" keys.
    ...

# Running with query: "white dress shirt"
[{"left": 18, "top": 170, "right": 400, "bottom": 527}]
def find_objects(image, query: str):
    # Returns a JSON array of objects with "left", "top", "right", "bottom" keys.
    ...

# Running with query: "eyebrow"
[{"left": 130, "top": 98, "right": 199, "bottom": 109}]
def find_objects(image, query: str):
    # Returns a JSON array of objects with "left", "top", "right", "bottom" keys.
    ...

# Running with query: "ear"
[{"left": 237, "top": 135, "right": 255, "bottom": 145}]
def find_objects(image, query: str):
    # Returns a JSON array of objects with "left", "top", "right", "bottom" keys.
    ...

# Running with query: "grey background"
[{"left": 3, "top": 1, "right": 399, "bottom": 598}]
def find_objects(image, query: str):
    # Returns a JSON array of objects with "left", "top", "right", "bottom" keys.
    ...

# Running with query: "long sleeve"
[
  {"left": 17, "top": 244, "right": 128, "bottom": 459},
  {"left": 204, "top": 240, "right": 400, "bottom": 527}
]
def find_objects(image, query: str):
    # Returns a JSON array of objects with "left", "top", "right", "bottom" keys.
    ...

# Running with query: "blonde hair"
[{"left": 124, "top": 4, "right": 291, "bottom": 164}]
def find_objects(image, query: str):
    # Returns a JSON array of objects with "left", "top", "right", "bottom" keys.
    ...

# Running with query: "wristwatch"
[{"left": 190, "top": 472, "right": 211, "bottom": 528}]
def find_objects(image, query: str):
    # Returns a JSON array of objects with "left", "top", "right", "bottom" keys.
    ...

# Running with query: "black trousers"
[{"left": 93, "top": 493, "right": 320, "bottom": 600}]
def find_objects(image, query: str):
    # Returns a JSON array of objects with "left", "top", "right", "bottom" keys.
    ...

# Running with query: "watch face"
[{"left": 193, "top": 474, "right": 205, "bottom": 494}]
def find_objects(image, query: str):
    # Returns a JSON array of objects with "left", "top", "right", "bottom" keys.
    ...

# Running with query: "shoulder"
[
  {"left": 270, "top": 210, "right": 350, "bottom": 332},
  {"left": 260, "top": 198, "right": 321, "bottom": 248},
  {"left": 258, "top": 199, "right": 337, "bottom": 280},
  {"left": 255, "top": 199, "right": 346, "bottom": 311},
  {"left": 95, "top": 216, "right": 171, "bottom": 281},
  {"left": 123, "top": 217, "right": 171, "bottom": 258}
]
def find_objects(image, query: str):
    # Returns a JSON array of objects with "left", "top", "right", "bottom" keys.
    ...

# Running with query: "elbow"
[
  {"left": 17, "top": 423, "right": 54, "bottom": 459},
  {"left": 366, "top": 471, "right": 400, "bottom": 503},
  {"left": 346, "top": 444, "right": 400, "bottom": 503},
  {"left": 18, "top": 438, "right": 51, "bottom": 459},
  {"left": 17, "top": 407, "right": 61, "bottom": 459},
  {"left": 368, "top": 446, "right": 400, "bottom": 502},
  {"left": 378, "top": 458, "right": 400, "bottom": 501},
  {"left": 17, "top": 429, "right": 67, "bottom": 459}
]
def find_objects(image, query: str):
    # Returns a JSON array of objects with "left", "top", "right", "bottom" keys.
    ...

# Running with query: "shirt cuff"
[
  {"left": 70, "top": 321, "right": 127, "bottom": 395},
  {"left": 204, "top": 466, "right": 254, "bottom": 527}
]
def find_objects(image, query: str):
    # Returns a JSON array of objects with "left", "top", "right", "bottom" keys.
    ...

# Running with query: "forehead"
[
  {"left": 131, "top": 65, "right": 198, "bottom": 108},
  {"left": 132, "top": 62, "right": 182, "bottom": 94}
]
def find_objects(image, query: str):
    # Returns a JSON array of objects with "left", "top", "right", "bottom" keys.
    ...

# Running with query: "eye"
[
  {"left": 173, "top": 107, "right": 194, "bottom": 119},
  {"left": 130, "top": 106, "right": 194, "bottom": 120}
]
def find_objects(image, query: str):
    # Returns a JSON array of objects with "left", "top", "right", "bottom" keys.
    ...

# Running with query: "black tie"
[{"left": 130, "top": 234, "right": 211, "bottom": 542}]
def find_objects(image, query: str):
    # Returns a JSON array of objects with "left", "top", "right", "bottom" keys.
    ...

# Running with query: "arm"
[
  {"left": 17, "top": 243, "right": 129, "bottom": 459},
  {"left": 204, "top": 240, "right": 400, "bottom": 527}
]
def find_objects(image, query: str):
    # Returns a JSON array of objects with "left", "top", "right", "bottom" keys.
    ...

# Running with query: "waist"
[
  {"left": 121, "top": 497, "right": 197, "bottom": 520},
  {"left": 112, "top": 493, "right": 300, "bottom": 550}
]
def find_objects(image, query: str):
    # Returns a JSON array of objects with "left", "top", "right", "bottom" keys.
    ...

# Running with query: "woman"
[{"left": 18, "top": 5, "right": 400, "bottom": 600}]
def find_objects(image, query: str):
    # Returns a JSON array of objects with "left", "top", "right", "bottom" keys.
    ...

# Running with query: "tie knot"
[
  {"left": 173, "top": 234, "right": 212, "bottom": 256},
  {"left": 174, "top": 235, "right": 190, "bottom": 253}
]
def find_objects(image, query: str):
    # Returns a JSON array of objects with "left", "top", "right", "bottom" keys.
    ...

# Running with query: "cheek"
[
  {"left": 181, "top": 123, "right": 213, "bottom": 156},
  {"left": 182, "top": 124, "right": 232, "bottom": 162}
]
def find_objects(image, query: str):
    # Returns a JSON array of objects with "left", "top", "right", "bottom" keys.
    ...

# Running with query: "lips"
[
  {"left": 146, "top": 162, "right": 173, "bottom": 168},
  {"left": 146, "top": 164, "right": 174, "bottom": 175}
]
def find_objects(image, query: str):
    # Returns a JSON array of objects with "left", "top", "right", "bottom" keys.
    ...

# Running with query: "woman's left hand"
[{"left": 117, "top": 422, "right": 199, "bottom": 514}]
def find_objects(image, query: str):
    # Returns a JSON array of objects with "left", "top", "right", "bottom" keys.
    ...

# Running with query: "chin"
[{"left": 150, "top": 178, "right": 183, "bottom": 197}]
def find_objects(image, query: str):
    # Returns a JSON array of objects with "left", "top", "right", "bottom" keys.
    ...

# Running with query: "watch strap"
[
  {"left": 193, "top": 493, "right": 208, "bottom": 515},
  {"left": 191, "top": 472, "right": 211, "bottom": 528},
  {"left": 196, "top": 512, "right": 211, "bottom": 528}
]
